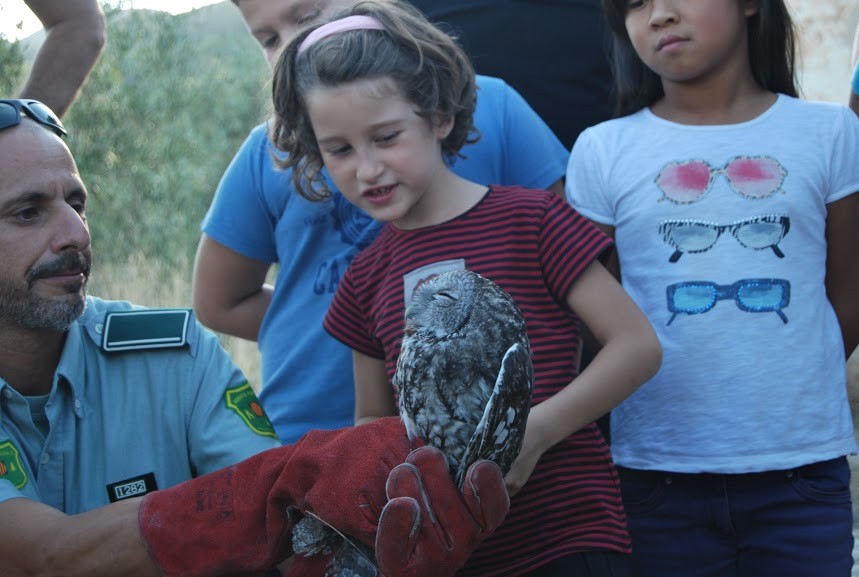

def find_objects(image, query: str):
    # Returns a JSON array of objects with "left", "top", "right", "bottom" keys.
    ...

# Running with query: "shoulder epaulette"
[{"left": 102, "top": 309, "right": 191, "bottom": 353}]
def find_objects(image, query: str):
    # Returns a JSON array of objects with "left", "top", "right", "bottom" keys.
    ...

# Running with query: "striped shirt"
[{"left": 325, "top": 186, "right": 630, "bottom": 576}]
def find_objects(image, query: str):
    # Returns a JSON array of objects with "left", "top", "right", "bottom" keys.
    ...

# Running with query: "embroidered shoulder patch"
[
  {"left": 102, "top": 309, "right": 191, "bottom": 352},
  {"left": 225, "top": 382, "right": 277, "bottom": 438},
  {"left": 0, "top": 440, "right": 28, "bottom": 489}
]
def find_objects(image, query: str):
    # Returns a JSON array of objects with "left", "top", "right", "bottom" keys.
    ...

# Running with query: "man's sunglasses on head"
[{"left": 0, "top": 99, "right": 67, "bottom": 138}]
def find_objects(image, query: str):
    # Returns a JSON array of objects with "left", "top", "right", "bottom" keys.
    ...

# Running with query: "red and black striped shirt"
[{"left": 325, "top": 186, "right": 630, "bottom": 576}]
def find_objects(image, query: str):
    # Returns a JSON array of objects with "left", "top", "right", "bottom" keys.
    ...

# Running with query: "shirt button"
[
  {"left": 74, "top": 399, "right": 82, "bottom": 410},
  {"left": 95, "top": 323, "right": 104, "bottom": 335},
  {"left": 3, "top": 389, "right": 12, "bottom": 399},
  {"left": 41, "top": 453, "right": 51, "bottom": 465}
]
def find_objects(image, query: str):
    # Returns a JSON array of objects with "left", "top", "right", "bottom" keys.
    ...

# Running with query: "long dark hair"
[{"left": 601, "top": 0, "right": 798, "bottom": 117}]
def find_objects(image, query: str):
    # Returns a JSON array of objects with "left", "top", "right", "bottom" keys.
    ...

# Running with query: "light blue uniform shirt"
[{"left": 0, "top": 297, "right": 280, "bottom": 513}]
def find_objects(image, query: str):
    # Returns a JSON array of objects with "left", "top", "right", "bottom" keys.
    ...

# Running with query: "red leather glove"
[
  {"left": 375, "top": 446, "right": 510, "bottom": 577},
  {"left": 138, "top": 417, "right": 413, "bottom": 577}
]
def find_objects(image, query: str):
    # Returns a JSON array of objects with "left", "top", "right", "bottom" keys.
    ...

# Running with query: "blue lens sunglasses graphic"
[
  {"left": 658, "top": 214, "right": 789, "bottom": 263},
  {"left": 666, "top": 278, "right": 790, "bottom": 325}
]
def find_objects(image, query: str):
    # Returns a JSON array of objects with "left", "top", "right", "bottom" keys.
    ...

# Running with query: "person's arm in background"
[
  {"left": 193, "top": 125, "right": 281, "bottom": 342},
  {"left": 193, "top": 234, "right": 272, "bottom": 341},
  {"left": 850, "top": 23, "right": 859, "bottom": 116},
  {"left": 18, "top": 0, "right": 106, "bottom": 118}
]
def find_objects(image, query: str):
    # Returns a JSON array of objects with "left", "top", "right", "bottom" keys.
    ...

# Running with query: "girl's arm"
[
  {"left": 825, "top": 192, "right": 859, "bottom": 356},
  {"left": 579, "top": 222, "right": 621, "bottom": 362},
  {"left": 354, "top": 350, "right": 398, "bottom": 424},
  {"left": 193, "top": 234, "right": 272, "bottom": 341},
  {"left": 504, "top": 261, "right": 662, "bottom": 495}
]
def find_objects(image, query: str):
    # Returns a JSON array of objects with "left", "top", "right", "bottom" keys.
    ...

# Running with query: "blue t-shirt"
[
  {"left": 0, "top": 297, "right": 280, "bottom": 511},
  {"left": 202, "top": 75, "right": 568, "bottom": 442}
]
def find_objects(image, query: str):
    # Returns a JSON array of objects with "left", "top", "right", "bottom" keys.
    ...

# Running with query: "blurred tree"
[
  {"left": 0, "top": 34, "right": 26, "bottom": 97},
  {"left": 1, "top": 2, "right": 269, "bottom": 379},
  {"left": 60, "top": 3, "right": 269, "bottom": 273}
]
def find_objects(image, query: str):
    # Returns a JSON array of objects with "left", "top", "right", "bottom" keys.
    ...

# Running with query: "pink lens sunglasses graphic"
[{"left": 656, "top": 156, "right": 787, "bottom": 204}]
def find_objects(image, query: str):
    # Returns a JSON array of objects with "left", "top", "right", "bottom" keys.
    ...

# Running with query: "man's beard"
[{"left": 0, "top": 252, "right": 90, "bottom": 331}]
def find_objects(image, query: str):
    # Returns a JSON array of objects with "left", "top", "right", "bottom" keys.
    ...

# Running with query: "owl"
[
  {"left": 396, "top": 268, "right": 534, "bottom": 486},
  {"left": 292, "top": 269, "right": 534, "bottom": 576}
]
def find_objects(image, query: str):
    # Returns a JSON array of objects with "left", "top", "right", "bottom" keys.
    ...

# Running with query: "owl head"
[{"left": 404, "top": 269, "right": 526, "bottom": 346}]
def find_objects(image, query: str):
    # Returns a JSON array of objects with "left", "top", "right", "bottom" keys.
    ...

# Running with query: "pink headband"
[{"left": 298, "top": 15, "right": 386, "bottom": 55}]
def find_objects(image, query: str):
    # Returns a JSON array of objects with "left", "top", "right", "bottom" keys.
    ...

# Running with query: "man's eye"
[{"left": 15, "top": 207, "right": 39, "bottom": 221}]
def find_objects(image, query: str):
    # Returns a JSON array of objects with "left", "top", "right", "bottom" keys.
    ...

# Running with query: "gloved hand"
[
  {"left": 138, "top": 417, "right": 414, "bottom": 577},
  {"left": 376, "top": 446, "right": 510, "bottom": 577}
]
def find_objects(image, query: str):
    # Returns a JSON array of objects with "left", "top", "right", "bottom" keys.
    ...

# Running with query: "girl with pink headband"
[{"left": 271, "top": 2, "right": 663, "bottom": 576}]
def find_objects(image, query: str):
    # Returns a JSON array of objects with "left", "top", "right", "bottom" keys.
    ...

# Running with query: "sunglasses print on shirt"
[
  {"left": 656, "top": 156, "right": 787, "bottom": 204},
  {"left": 658, "top": 214, "right": 790, "bottom": 262},
  {"left": 666, "top": 278, "right": 790, "bottom": 326}
]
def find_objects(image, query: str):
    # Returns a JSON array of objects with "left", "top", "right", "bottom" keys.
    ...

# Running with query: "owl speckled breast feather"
[
  {"left": 292, "top": 269, "right": 534, "bottom": 577},
  {"left": 395, "top": 269, "right": 534, "bottom": 487}
]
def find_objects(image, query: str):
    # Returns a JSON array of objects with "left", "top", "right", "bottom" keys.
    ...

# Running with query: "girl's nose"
[
  {"left": 356, "top": 149, "right": 383, "bottom": 183},
  {"left": 648, "top": 0, "right": 679, "bottom": 28}
]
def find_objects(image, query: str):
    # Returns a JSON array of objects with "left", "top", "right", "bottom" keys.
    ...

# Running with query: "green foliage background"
[
  {"left": 0, "top": 36, "right": 25, "bottom": 96},
  {"left": 2, "top": 1, "right": 270, "bottom": 274}
]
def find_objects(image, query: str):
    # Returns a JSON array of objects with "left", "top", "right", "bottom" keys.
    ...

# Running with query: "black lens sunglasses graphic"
[
  {"left": 666, "top": 278, "right": 790, "bottom": 325},
  {"left": 658, "top": 214, "right": 789, "bottom": 263}
]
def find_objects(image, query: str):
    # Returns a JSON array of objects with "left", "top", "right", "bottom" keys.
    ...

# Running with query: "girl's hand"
[{"left": 502, "top": 424, "right": 548, "bottom": 496}]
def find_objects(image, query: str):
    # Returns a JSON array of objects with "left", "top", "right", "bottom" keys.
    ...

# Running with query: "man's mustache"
[{"left": 28, "top": 252, "right": 91, "bottom": 287}]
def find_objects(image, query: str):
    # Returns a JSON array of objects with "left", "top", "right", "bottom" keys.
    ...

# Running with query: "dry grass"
[{"left": 89, "top": 252, "right": 263, "bottom": 390}]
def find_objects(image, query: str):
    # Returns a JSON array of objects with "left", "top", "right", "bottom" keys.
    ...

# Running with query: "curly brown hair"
[{"left": 270, "top": 0, "right": 478, "bottom": 201}]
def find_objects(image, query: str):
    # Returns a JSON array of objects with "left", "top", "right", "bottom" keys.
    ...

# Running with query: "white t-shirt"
[{"left": 566, "top": 94, "right": 859, "bottom": 473}]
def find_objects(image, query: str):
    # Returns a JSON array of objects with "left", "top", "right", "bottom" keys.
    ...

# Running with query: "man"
[
  {"left": 193, "top": 0, "right": 570, "bottom": 443},
  {"left": 0, "top": 99, "right": 508, "bottom": 577},
  {"left": 17, "top": 0, "right": 107, "bottom": 117}
]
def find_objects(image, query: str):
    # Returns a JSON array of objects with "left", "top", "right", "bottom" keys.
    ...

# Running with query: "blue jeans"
[{"left": 618, "top": 457, "right": 854, "bottom": 577}]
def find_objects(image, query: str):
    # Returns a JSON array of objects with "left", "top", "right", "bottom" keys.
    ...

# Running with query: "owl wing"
[
  {"left": 455, "top": 341, "right": 534, "bottom": 487},
  {"left": 292, "top": 513, "right": 378, "bottom": 577},
  {"left": 393, "top": 340, "right": 426, "bottom": 444}
]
